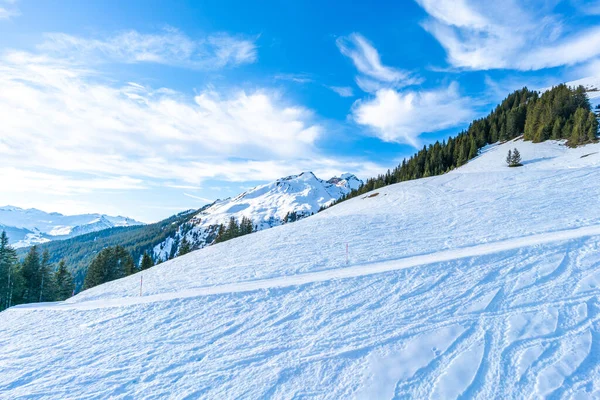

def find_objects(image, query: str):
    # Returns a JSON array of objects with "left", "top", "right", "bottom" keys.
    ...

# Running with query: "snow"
[
  {"left": 153, "top": 171, "right": 362, "bottom": 261},
  {"left": 0, "top": 207, "right": 143, "bottom": 247},
  {"left": 3, "top": 139, "right": 600, "bottom": 398},
  {"left": 546, "top": 75, "right": 600, "bottom": 108}
]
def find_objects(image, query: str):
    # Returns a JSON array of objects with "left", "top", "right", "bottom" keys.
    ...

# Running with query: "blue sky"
[{"left": 1, "top": 0, "right": 600, "bottom": 222}]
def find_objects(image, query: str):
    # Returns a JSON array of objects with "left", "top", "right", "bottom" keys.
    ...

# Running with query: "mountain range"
[
  {"left": 12, "top": 172, "right": 361, "bottom": 284},
  {"left": 0, "top": 206, "right": 143, "bottom": 248}
]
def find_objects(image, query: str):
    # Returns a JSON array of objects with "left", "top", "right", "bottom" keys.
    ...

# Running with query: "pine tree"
[
  {"left": 241, "top": 216, "right": 254, "bottom": 234},
  {"left": 140, "top": 252, "right": 154, "bottom": 270},
  {"left": 21, "top": 246, "right": 41, "bottom": 303},
  {"left": 0, "top": 231, "right": 20, "bottom": 310},
  {"left": 83, "top": 246, "right": 136, "bottom": 290},
  {"left": 551, "top": 118, "right": 563, "bottom": 140},
  {"left": 179, "top": 237, "right": 192, "bottom": 256},
  {"left": 468, "top": 136, "right": 478, "bottom": 159},
  {"left": 38, "top": 249, "right": 56, "bottom": 302},
  {"left": 226, "top": 217, "right": 239, "bottom": 239},
  {"left": 569, "top": 107, "right": 587, "bottom": 147},
  {"left": 586, "top": 111, "right": 598, "bottom": 142},
  {"left": 506, "top": 148, "right": 522, "bottom": 167},
  {"left": 215, "top": 224, "right": 226, "bottom": 243},
  {"left": 511, "top": 148, "right": 522, "bottom": 166},
  {"left": 506, "top": 149, "right": 512, "bottom": 166},
  {"left": 53, "top": 260, "right": 74, "bottom": 301}
]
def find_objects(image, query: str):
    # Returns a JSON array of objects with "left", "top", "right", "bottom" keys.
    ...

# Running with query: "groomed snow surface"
[{"left": 3, "top": 139, "right": 600, "bottom": 399}]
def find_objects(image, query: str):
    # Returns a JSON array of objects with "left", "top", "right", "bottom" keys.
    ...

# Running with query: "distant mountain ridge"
[
  {"left": 153, "top": 171, "right": 362, "bottom": 260},
  {"left": 0, "top": 206, "right": 143, "bottom": 247},
  {"left": 13, "top": 172, "right": 361, "bottom": 286}
]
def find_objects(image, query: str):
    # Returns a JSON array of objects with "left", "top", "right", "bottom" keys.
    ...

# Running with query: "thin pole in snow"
[
  {"left": 346, "top": 243, "right": 349, "bottom": 265},
  {"left": 140, "top": 275, "right": 143, "bottom": 297}
]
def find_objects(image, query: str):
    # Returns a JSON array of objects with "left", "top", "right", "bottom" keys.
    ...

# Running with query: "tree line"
[
  {"left": 18, "top": 210, "right": 197, "bottom": 287},
  {"left": 82, "top": 245, "right": 159, "bottom": 289},
  {"left": 214, "top": 216, "right": 255, "bottom": 244},
  {"left": 0, "top": 231, "right": 75, "bottom": 311},
  {"left": 325, "top": 84, "right": 598, "bottom": 208}
]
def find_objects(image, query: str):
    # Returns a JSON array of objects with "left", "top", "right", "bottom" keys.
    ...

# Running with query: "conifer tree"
[
  {"left": 178, "top": 237, "right": 192, "bottom": 256},
  {"left": 0, "top": 231, "right": 20, "bottom": 310},
  {"left": 551, "top": 118, "right": 563, "bottom": 140},
  {"left": 140, "top": 252, "right": 154, "bottom": 270},
  {"left": 569, "top": 107, "right": 587, "bottom": 147},
  {"left": 83, "top": 246, "right": 136, "bottom": 290},
  {"left": 506, "top": 149, "right": 513, "bottom": 166},
  {"left": 468, "top": 136, "right": 478, "bottom": 159},
  {"left": 53, "top": 260, "right": 75, "bottom": 301},
  {"left": 21, "top": 246, "right": 41, "bottom": 303},
  {"left": 38, "top": 249, "right": 56, "bottom": 302},
  {"left": 226, "top": 217, "right": 239, "bottom": 239},
  {"left": 215, "top": 224, "right": 226, "bottom": 243},
  {"left": 511, "top": 148, "right": 522, "bottom": 166},
  {"left": 586, "top": 111, "right": 598, "bottom": 142}
]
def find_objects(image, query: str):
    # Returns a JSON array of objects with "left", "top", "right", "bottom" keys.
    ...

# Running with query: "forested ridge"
[
  {"left": 325, "top": 84, "right": 599, "bottom": 208},
  {"left": 17, "top": 210, "right": 197, "bottom": 287},
  {"left": 0, "top": 232, "right": 75, "bottom": 311}
]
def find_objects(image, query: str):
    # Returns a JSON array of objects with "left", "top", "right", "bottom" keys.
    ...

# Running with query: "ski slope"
[{"left": 3, "top": 139, "right": 600, "bottom": 399}]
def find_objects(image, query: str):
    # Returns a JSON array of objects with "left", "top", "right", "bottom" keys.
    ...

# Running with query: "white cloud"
[
  {"left": 37, "top": 28, "right": 257, "bottom": 69},
  {"left": 416, "top": 0, "right": 600, "bottom": 70},
  {"left": 336, "top": 33, "right": 472, "bottom": 145},
  {"left": 0, "top": 168, "right": 146, "bottom": 195},
  {"left": 0, "top": 50, "right": 325, "bottom": 184},
  {"left": 336, "top": 33, "right": 421, "bottom": 92},
  {"left": 351, "top": 83, "right": 473, "bottom": 146},
  {"left": 274, "top": 73, "right": 314, "bottom": 83},
  {"left": 0, "top": 50, "right": 383, "bottom": 197},
  {"left": 0, "top": 0, "right": 19, "bottom": 20},
  {"left": 327, "top": 85, "right": 354, "bottom": 97}
]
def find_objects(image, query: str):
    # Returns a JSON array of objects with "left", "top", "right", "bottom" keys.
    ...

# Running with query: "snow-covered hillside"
[
  {"left": 0, "top": 206, "right": 143, "bottom": 247},
  {"left": 3, "top": 139, "right": 600, "bottom": 398},
  {"left": 550, "top": 75, "right": 600, "bottom": 107},
  {"left": 153, "top": 172, "right": 361, "bottom": 261}
]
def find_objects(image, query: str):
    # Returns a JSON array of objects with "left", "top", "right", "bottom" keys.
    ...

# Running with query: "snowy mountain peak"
[
  {"left": 328, "top": 173, "right": 362, "bottom": 191},
  {"left": 0, "top": 207, "right": 144, "bottom": 247},
  {"left": 153, "top": 171, "right": 363, "bottom": 261}
]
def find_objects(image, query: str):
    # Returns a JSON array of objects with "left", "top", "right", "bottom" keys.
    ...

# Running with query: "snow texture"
[{"left": 3, "top": 139, "right": 600, "bottom": 399}]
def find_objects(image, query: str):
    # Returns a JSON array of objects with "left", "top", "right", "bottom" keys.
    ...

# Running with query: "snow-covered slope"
[
  {"left": 548, "top": 75, "right": 600, "bottom": 108},
  {"left": 153, "top": 171, "right": 361, "bottom": 261},
  {"left": 0, "top": 206, "right": 143, "bottom": 247},
  {"left": 3, "top": 139, "right": 600, "bottom": 398}
]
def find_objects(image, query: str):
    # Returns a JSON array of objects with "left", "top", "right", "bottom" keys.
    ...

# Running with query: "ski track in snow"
[
  {"left": 3, "top": 140, "right": 600, "bottom": 399},
  {"left": 12, "top": 224, "right": 600, "bottom": 312}
]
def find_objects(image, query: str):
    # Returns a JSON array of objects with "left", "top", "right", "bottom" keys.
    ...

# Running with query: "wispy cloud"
[
  {"left": 326, "top": 85, "right": 354, "bottom": 97},
  {"left": 0, "top": 167, "right": 146, "bottom": 195},
  {"left": 351, "top": 83, "right": 473, "bottom": 146},
  {"left": 37, "top": 28, "right": 258, "bottom": 69},
  {"left": 0, "top": 0, "right": 19, "bottom": 20},
  {"left": 336, "top": 33, "right": 421, "bottom": 92},
  {"left": 416, "top": 0, "right": 600, "bottom": 70},
  {"left": 337, "top": 33, "right": 472, "bottom": 146},
  {"left": 183, "top": 192, "right": 213, "bottom": 202},
  {"left": 274, "top": 73, "right": 314, "bottom": 83}
]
